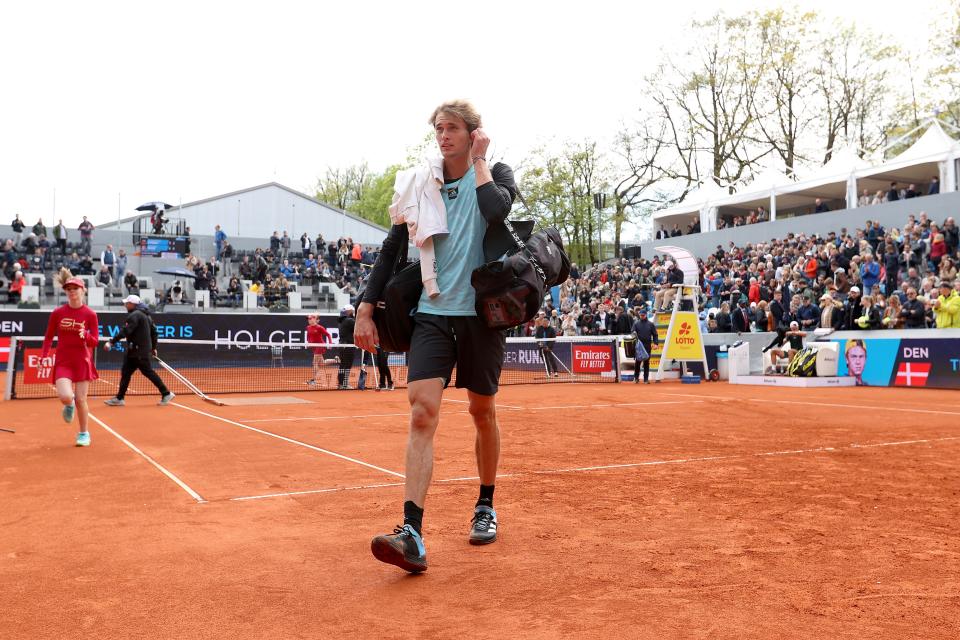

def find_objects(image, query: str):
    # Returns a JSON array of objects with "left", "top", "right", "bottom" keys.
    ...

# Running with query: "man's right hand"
[{"left": 354, "top": 302, "right": 379, "bottom": 353}]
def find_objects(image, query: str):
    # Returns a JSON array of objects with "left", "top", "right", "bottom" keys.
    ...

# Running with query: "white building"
[{"left": 101, "top": 182, "right": 389, "bottom": 246}]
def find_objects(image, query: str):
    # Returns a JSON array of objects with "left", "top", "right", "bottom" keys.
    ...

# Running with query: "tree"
[
  {"left": 637, "top": 12, "right": 772, "bottom": 204},
  {"left": 518, "top": 142, "right": 609, "bottom": 265},
  {"left": 751, "top": 8, "right": 819, "bottom": 175},
  {"left": 814, "top": 23, "right": 897, "bottom": 162},
  {"left": 608, "top": 126, "right": 668, "bottom": 257},
  {"left": 314, "top": 163, "right": 371, "bottom": 212},
  {"left": 675, "top": 14, "right": 769, "bottom": 186},
  {"left": 921, "top": 3, "right": 960, "bottom": 131},
  {"left": 351, "top": 165, "right": 400, "bottom": 228}
]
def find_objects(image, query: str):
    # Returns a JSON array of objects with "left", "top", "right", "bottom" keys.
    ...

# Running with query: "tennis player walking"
[
  {"left": 41, "top": 269, "right": 101, "bottom": 447},
  {"left": 356, "top": 100, "right": 517, "bottom": 572}
]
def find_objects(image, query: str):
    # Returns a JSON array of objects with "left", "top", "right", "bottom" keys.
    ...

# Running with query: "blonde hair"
[
  {"left": 55, "top": 267, "right": 75, "bottom": 289},
  {"left": 845, "top": 339, "right": 867, "bottom": 356},
  {"left": 428, "top": 99, "right": 481, "bottom": 132}
]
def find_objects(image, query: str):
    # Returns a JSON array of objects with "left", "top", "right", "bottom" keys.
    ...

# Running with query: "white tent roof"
[
  {"left": 859, "top": 121, "right": 960, "bottom": 177},
  {"left": 780, "top": 148, "right": 871, "bottom": 195},
  {"left": 800, "top": 148, "right": 871, "bottom": 181},
  {"left": 653, "top": 180, "right": 730, "bottom": 219},
  {"left": 725, "top": 167, "right": 791, "bottom": 202}
]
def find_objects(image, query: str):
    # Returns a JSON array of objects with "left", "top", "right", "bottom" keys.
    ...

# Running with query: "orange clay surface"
[{"left": 2, "top": 381, "right": 959, "bottom": 639}]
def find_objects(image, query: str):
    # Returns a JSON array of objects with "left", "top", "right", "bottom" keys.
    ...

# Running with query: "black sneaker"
[
  {"left": 371, "top": 524, "right": 427, "bottom": 572},
  {"left": 469, "top": 505, "right": 498, "bottom": 545}
]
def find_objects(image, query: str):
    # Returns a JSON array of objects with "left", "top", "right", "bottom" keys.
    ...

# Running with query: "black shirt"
[
  {"left": 338, "top": 315, "right": 355, "bottom": 345},
  {"left": 116, "top": 307, "right": 158, "bottom": 356},
  {"left": 631, "top": 318, "right": 659, "bottom": 346}
]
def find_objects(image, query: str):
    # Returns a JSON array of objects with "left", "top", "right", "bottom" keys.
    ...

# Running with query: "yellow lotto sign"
[{"left": 663, "top": 311, "right": 706, "bottom": 360}]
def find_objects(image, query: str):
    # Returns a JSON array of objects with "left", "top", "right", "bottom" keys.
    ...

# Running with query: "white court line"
[
  {"left": 521, "top": 401, "right": 700, "bottom": 410},
  {"left": 241, "top": 400, "right": 698, "bottom": 424},
  {"left": 662, "top": 394, "right": 960, "bottom": 418},
  {"left": 243, "top": 411, "right": 415, "bottom": 423},
  {"left": 443, "top": 398, "right": 523, "bottom": 409},
  {"left": 223, "top": 434, "right": 960, "bottom": 502},
  {"left": 535, "top": 454, "right": 734, "bottom": 474},
  {"left": 171, "top": 402, "right": 405, "bottom": 478},
  {"left": 850, "top": 437, "right": 960, "bottom": 448},
  {"left": 88, "top": 413, "right": 206, "bottom": 503},
  {"left": 768, "top": 399, "right": 960, "bottom": 417},
  {"left": 661, "top": 392, "right": 738, "bottom": 401},
  {"left": 230, "top": 481, "right": 406, "bottom": 502}
]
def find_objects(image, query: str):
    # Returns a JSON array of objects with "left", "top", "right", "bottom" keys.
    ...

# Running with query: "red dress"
[
  {"left": 42, "top": 304, "right": 100, "bottom": 382},
  {"left": 307, "top": 324, "right": 331, "bottom": 356}
]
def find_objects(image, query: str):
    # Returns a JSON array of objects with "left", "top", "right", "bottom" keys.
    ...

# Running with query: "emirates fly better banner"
[
  {"left": 572, "top": 345, "right": 613, "bottom": 373},
  {"left": 23, "top": 348, "right": 55, "bottom": 384}
]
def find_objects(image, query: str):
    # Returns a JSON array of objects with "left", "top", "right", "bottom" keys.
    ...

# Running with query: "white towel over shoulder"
[{"left": 388, "top": 157, "right": 447, "bottom": 298}]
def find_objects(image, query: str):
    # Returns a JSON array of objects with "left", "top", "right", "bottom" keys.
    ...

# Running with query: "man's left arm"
[{"left": 471, "top": 130, "right": 516, "bottom": 225}]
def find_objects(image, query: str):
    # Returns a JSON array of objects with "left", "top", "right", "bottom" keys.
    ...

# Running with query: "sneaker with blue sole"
[
  {"left": 61, "top": 403, "right": 75, "bottom": 424},
  {"left": 469, "top": 505, "right": 498, "bottom": 545},
  {"left": 75, "top": 431, "right": 90, "bottom": 447},
  {"left": 371, "top": 524, "right": 427, "bottom": 573}
]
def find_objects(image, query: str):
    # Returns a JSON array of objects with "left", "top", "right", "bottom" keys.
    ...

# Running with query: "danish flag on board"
[
  {"left": 894, "top": 362, "right": 931, "bottom": 387},
  {"left": 0, "top": 337, "right": 9, "bottom": 358}
]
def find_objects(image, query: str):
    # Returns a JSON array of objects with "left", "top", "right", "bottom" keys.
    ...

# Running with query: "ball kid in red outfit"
[{"left": 42, "top": 269, "right": 100, "bottom": 447}]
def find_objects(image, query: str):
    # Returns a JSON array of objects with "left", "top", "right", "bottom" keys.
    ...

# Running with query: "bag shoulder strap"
[
  {"left": 394, "top": 225, "right": 410, "bottom": 275},
  {"left": 502, "top": 217, "right": 547, "bottom": 288},
  {"left": 503, "top": 190, "right": 549, "bottom": 288}
]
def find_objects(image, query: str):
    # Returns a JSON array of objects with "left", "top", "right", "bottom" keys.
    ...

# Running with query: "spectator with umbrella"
[{"left": 136, "top": 202, "right": 173, "bottom": 235}]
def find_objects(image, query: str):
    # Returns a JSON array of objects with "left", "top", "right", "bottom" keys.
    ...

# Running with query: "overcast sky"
[{"left": 0, "top": 0, "right": 941, "bottom": 237}]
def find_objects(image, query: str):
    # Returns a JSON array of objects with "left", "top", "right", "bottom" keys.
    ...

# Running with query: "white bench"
[
  {"left": 287, "top": 291, "right": 302, "bottom": 310},
  {"left": 86, "top": 286, "right": 105, "bottom": 307},
  {"left": 20, "top": 285, "right": 40, "bottom": 304},
  {"left": 194, "top": 290, "right": 211, "bottom": 309}
]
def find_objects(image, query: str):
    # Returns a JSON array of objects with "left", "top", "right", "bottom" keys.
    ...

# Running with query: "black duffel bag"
[
  {"left": 472, "top": 222, "right": 570, "bottom": 331},
  {"left": 372, "top": 233, "right": 423, "bottom": 353}
]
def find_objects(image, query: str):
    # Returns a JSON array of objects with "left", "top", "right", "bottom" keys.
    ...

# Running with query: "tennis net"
[{"left": 5, "top": 335, "right": 622, "bottom": 400}]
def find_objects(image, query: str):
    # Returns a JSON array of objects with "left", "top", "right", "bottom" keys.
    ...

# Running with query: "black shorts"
[{"left": 407, "top": 313, "right": 506, "bottom": 396}]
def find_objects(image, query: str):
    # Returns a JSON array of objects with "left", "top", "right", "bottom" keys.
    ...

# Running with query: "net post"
[
  {"left": 4, "top": 336, "right": 17, "bottom": 401},
  {"left": 612, "top": 336, "right": 621, "bottom": 383}
]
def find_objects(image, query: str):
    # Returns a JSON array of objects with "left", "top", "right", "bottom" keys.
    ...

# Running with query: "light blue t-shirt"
[{"left": 417, "top": 166, "right": 486, "bottom": 316}]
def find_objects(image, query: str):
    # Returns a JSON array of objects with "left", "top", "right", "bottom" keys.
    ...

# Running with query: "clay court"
[{"left": 2, "top": 380, "right": 959, "bottom": 639}]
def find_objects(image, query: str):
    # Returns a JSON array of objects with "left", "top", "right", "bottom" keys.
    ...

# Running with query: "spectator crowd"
[
  {"left": 169, "top": 230, "right": 379, "bottom": 309},
  {"left": 521, "top": 210, "right": 960, "bottom": 337},
  {"left": 654, "top": 177, "right": 941, "bottom": 238},
  {"left": 1, "top": 214, "right": 115, "bottom": 304},
  {"left": 4, "top": 205, "right": 959, "bottom": 332},
  {"left": 2, "top": 212, "right": 381, "bottom": 310}
]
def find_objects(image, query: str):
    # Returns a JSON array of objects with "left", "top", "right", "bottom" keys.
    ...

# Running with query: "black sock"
[
  {"left": 403, "top": 500, "right": 423, "bottom": 535},
  {"left": 477, "top": 484, "right": 495, "bottom": 508}
]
